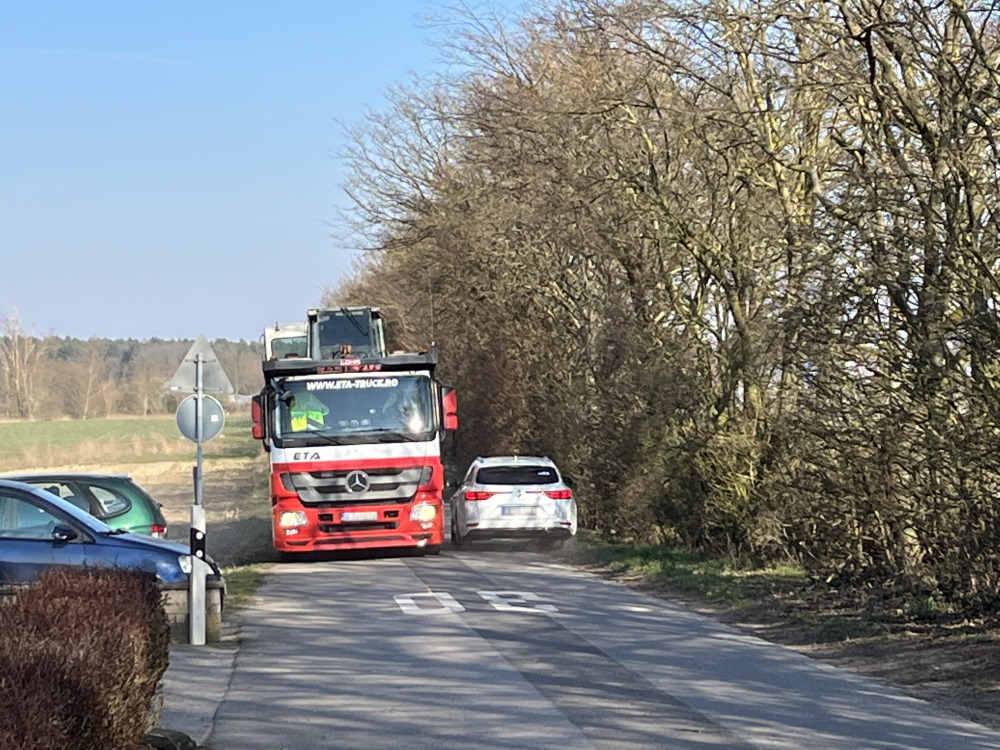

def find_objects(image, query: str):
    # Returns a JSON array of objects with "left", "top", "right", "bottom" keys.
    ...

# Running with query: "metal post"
[
  {"left": 189, "top": 354, "right": 207, "bottom": 646},
  {"left": 195, "top": 354, "right": 204, "bottom": 506}
]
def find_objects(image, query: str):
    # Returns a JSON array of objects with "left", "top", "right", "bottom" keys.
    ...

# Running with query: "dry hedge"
[{"left": 0, "top": 566, "right": 170, "bottom": 750}]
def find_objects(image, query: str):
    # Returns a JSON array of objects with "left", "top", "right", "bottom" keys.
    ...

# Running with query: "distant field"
[{"left": 0, "top": 414, "right": 259, "bottom": 472}]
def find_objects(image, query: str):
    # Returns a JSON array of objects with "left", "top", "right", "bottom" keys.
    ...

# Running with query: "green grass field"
[{"left": 0, "top": 413, "right": 259, "bottom": 471}]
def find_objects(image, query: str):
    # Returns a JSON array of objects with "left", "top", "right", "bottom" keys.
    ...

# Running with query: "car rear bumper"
[{"left": 462, "top": 524, "right": 574, "bottom": 541}]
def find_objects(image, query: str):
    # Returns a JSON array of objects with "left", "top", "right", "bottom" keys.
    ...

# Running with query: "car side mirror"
[
  {"left": 563, "top": 475, "right": 575, "bottom": 488},
  {"left": 51, "top": 525, "right": 79, "bottom": 543}
]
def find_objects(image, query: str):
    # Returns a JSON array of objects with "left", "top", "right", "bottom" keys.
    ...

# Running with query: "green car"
[{"left": 3, "top": 472, "right": 168, "bottom": 538}]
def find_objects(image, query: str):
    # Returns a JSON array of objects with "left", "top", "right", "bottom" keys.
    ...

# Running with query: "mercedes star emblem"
[{"left": 345, "top": 470, "right": 371, "bottom": 493}]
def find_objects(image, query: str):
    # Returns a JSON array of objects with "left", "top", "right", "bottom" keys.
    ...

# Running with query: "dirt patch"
[{"left": 68, "top": 457, "right": 276, "bottom": 567}]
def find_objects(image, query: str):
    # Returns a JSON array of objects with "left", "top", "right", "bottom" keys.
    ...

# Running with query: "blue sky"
[{"left": 0, "top": 1, "right": 523, "bottom": 342}]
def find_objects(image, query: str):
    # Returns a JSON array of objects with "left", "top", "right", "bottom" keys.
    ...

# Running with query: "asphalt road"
[{"left": 192, "top": 545, "right": 1000, "bottom": 750}]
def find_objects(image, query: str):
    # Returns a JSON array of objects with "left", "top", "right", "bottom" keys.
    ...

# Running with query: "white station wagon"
[{"left": 449, "top": 455, "right": 577, "bottom": 548}]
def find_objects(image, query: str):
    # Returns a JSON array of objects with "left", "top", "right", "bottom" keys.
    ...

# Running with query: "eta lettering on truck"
[{"left": 251, "top": 350, "right": 458, "bottom": 556}]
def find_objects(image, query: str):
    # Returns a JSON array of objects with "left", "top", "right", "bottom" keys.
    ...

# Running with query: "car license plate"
[
  {"left": 341, "top": 511, "right": 378, "bottom": 522},
  {"left": 502, "top": 506, "right": 536, "bottom": 517}
]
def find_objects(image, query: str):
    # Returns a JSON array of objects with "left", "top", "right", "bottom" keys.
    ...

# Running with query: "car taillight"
[
  {"left": 464, "top": 491, "right": 494, "bottom": 501},
  {"left": 151, "top": 524, "right": 167, "bottom": 538},
  {"left": 544, "top": 489, "right": 573, "bottom": 500}
]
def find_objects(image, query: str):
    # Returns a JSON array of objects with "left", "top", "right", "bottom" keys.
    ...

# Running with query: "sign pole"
[
  {"left": 196, "top": 351, "right": 204, "bottom": 506},
  {"left": 168, "top": 334, "right": 232, "bottom": 646},
  {"left": 189, "top": 354, "right": 207, "bottom": 646}
]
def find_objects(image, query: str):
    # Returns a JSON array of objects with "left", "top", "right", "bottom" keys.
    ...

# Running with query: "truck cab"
[
  {"left": 252, "top": 349, "right": 458, "bottom": 557},
  {"left": 263, "top": 323, "right": 308, "bottom": 360},
  {"left": 307, "top": 307, "right": 387, "bottom": 360}
]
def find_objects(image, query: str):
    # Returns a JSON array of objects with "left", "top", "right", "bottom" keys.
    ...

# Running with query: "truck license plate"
[
  {"left": 502, "top": 506, "right": 536, "bottom": 517},
  {"left": 341, "top": 511, "right": 378, "bottom": 522}
]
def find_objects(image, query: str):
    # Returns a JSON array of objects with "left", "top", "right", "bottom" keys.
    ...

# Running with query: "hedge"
[{"left": 0, "top": 566, "right": 170, "bottom": 750}]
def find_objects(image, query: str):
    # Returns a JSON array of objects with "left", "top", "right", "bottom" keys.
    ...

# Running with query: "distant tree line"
[
  {"left": 332, "top": 0, "right": 1000, "bottom": 613},
  {"left": 0, "top": 308, "right": 263, "bottom": 420}
]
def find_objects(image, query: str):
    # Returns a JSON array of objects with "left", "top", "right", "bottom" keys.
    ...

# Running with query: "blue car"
[{"left": 0, "top": 479, "right": 220, "bottom": 586}]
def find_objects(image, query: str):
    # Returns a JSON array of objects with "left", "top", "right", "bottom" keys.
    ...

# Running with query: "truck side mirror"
[
  {"left": 251, "top": 395, "right": 265, "bottom": 440},
  {"left": 441, "top": 387, "right": 458, "bottom": 431}
]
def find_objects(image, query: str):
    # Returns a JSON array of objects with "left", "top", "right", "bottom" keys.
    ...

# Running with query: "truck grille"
[
  {"left": 317, "top": 522, "right": 400, "bottom": 533},
  {"left": 285, "top": 466, "right": 427, "bottom": 506}
]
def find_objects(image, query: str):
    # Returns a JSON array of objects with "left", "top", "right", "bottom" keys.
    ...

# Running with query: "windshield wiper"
[
  {"left": 368, "top": 429, "right": 423, "bottom": 443},
  {"left": 341, "top": 307, "right": 370, "bottom": 338}
]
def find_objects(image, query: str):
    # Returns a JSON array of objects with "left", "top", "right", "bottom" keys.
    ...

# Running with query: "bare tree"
[
  {"left": 0, "top": 307, "right": 53, "bottom": 420},
  {"left": 334, "top": 0, "right": 1000, "bottom": 610}
]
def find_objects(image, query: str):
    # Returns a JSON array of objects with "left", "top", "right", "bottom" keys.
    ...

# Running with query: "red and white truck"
[{"left": 251, "top": 336, "right": 458, "bottom": 556}]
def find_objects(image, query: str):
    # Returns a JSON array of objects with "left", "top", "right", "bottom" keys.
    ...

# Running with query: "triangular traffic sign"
[{"left": 167, "top": 334, "right": 235, "bottom": 394}]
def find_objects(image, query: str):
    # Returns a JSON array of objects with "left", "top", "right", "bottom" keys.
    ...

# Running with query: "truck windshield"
[
  {"left": 274, "top": 374, "right": 435, "bottom": 444},
  {"left": 270, "top": 335, "right": 307, "bottom": 359},
  {"left": 315, "top": 310, "right": 376, "bottom": 358}
]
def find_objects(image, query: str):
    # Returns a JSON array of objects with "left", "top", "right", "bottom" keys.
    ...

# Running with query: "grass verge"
[{"left": 221, "top": 564, "right": 273, "bottom": 610}]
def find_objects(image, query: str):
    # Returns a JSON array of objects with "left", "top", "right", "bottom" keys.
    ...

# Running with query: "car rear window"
[
  {"left": 89, "top": 485, "right": 131, "bottom": 517},
  {"left": 476, "top": 465, "right": 559, "bottom": 485}
]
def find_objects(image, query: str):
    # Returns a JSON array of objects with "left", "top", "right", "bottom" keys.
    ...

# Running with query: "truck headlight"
[
  {"left": 409, "top": 502, "right": 437, "bottom": 522},
  {"left": 278, "top": 510, "right": 309, "bottom": 528}
]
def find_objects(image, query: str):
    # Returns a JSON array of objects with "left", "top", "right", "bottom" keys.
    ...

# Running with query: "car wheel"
[
  {"left": 451, "top": 517, "right": 469, "bottom": 548},
  {"left": 423, "top": 544, "right": 442, "bottom": 556}
]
